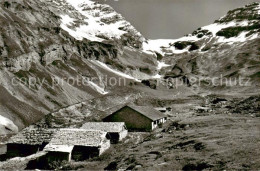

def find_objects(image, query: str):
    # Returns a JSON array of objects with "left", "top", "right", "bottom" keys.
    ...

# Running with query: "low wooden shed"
[
  {"left": 81, "top": 122, "right": 128, "bottom": 143},
  {"left": 103, "top": 105, "right": 167, "bottom": 132}
]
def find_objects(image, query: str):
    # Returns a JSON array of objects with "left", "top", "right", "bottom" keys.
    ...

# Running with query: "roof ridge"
[{"left": 126, "top": 105, "right": 166, "bottom": 121}]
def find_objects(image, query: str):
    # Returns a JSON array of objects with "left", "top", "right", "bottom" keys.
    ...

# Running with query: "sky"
[{"left": 96, "top": 0, "right": 258, "bottom": 39}]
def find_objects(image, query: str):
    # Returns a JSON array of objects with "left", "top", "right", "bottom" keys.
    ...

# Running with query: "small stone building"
[
  {"left": 81, "top": 122, "right": 128, "bottom": 143},
  {"left": 103, "top": 105, "right": 167, "bottom": 132},
  {"left": 44, "top": 129, "right": 110, "bottom": 161},
  {"left": 6, "top": 127, "right": 55, "bottom": 158}
]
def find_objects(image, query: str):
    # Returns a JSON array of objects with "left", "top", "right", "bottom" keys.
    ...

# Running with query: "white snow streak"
[
  {"left": 157, "top": 61, "right": 170, "bottom": 70},
  {"left": 0, "top": 115, "right": 18, "bottom": 133},
  {"left": 92, "top": 60, "right": 141, "bottom": 82},
  {"left": 151, "top": 74, "right": 162, "bottom": 79},
  {"left": 88, "top": 81, "right": 108, "bottom": 95}
]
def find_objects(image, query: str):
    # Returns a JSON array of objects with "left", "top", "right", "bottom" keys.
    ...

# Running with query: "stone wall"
[
  {"left": 119, "top": 130, "right": 128, "bottom": 141},
  {"left": 99, "top": 139, "right": 111, "bottom": 155}
]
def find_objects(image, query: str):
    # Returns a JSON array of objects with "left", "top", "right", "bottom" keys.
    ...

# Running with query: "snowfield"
[
  {"left": 142, "top": 39, "right": 174, "bottom": 54},
  {"left": 59, "top": 0, "right": 129, "bottom": 42},
  {"left": 217, "top": 32, "right": 259, "bottom": 44},
  {"left": 201, "top": 21, "right": 238, "bottom": 36},
  {"left": 143, "top": 39, "right": 195, "bottom": 55},
  {"left": 142, "top": 20, "right": 259, "bottom": 55}
]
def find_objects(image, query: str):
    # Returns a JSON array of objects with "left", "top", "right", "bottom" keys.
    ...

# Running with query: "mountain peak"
[
  {"left": 215, "top": 2, "right": 260, "bottom": 23},
  {"left": 143, "top": 2, "right": 260, "bottom": 56},
  {"left": 53, "top": 0, "right": 145, "bottom": 48}
]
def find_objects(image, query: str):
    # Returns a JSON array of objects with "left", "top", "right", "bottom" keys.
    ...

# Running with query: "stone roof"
[
  {"left": 105, "top": 104, "right": 166, "bottom": 121},
  {"left": 127, "top": 105, "right": 166, "bottom": 121},
  {"left": 105, "top": 103, "right": 127, "bottom": 115},
  {"left": 81, "top": 122, "right": 126, "bottom": 133},
  {"left": 7, "top": 127, "right": 55, "bottom": 145},
  {"left": 48, "top": 129, "right": 108, "bottom": 147}
]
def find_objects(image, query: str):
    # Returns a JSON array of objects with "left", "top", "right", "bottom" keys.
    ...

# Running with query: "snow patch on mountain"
[
  {"left": 66, "top": 0, "right": 94, "bottom": 8},
  {"left": 61, "top": 15, "right": 74, "bottom": 25},
  {"left": 157, "top": 61, "right": 170, "bottom": 70},
  {"left": 257, "top": 3, "right": 260, "bottom": 14},
  {"left": 151, "top": 74, "right": 162, "bottom": 79},
  {"left": 88, "top": 81, "right": 108, "bottom": 95},
  {"left": 143, "top": 20, "right": 259, "bottom": 55},
  {"left": 149, "top": 61, "right": 170, "bottom": 79},
  {"left": 0, "top": 115, "right": 19, "bottom": 135},
  {"left": 217, "top": 32, "right": 259, "bottom": 44},
  {"left": 142, "top": 39, "right": 174, "bottom": 53},
  {"left": 91, "top": 60, "right": 141, "bottom": 82},
  {"left": 202, "top": 21, "right": 237, "bottom": 36},
  {"left": 58, "top": 0, "right": 139, "bottom": 42},
  {"left": 143, "top": 39, "right": 190, "bottom": 55},
  {"left": 60, "top": 15, "right": 104, "bottom": 41},
  {"left": 202, "top": 20, "right": 253, "bottom": 36}
]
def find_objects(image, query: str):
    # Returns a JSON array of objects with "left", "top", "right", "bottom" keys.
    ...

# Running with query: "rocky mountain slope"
[
  {"left": 0, "top": 0, "right": 259, "bottom": 138},
  {"left": 144, "top": 2, "right": 259, "bottom": 55},
  {"left": 0, "top": 1, "right": 259, "bottom": 170},
  {"left": 0, "top": 0, "right": 159, "bottom": 136},
  {"left": 26, "top": 0, "right": 260, "bottom": 147},
  {"left": 143, "top": 2, "right": 260, "bottom": 92}
]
